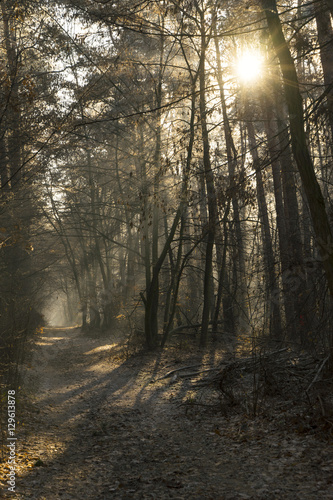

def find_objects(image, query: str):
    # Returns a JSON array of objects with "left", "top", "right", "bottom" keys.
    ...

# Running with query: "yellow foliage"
[{"left": 116, "top": 314, "right": 126, "bottom": 321}]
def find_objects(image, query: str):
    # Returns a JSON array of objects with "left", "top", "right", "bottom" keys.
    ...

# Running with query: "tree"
[{"left": 262, "top": 0, "right": 333, "bottom": 363}]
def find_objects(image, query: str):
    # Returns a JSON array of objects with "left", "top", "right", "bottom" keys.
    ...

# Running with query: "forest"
[{"left": 1, "top": 0, "right": 333, "bottom": 497}]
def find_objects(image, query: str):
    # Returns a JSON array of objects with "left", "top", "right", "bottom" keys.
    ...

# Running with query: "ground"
[{"left": 1, "top": 327, "right": 333, "bottom": 499}]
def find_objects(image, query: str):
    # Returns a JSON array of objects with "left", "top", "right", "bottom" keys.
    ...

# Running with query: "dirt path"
[{"left": 1, "top": 327, "right": 333, "bottom": 499}]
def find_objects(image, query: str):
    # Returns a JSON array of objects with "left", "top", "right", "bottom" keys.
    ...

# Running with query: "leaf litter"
[{"left": 0, "top": 327, "right": 332, "bottom": 499}]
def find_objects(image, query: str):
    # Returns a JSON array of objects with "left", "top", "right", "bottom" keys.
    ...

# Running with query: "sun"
[{"left": 236, "top": 51, "right": 263, "bottom": 83}]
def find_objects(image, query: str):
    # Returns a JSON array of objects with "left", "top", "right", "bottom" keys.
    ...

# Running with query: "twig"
[
  {"left": 306, "top": 355, "right": 329, "bottom": 393},
  {"left": 176, "top": 367, "right": 221, "bottom": 378},
  {"left": 139, "top": 292, "right": 147, "bottom": 307},
  {"left": 153, "top": 364, "right": 201, "bottom": 381},
  {"left": 317, "top": 394, "right": 326, "bottom": 417},
  {"left": 168, "top": 321, "right": 225, "bottom": 336}
]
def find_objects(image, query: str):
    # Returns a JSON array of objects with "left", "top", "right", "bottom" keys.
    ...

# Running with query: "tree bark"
[
  {"left": 314, "top": 0, "right": 333, "bottom": 140},
  {"left": 214, "top": 31, "right": 247, "bottom": 329},
  {"left": 1, "top": 2, "right": 22, "bottom": 184},
  {"left": 262, "top": 0, "right": 333, "bottom": 363},
  {"left": 262, "top": 0, "right": 333, "bottom": 294},
  {"left": 262, "top": 95, "right": 307, "bottom": 340},
  {"left": 325, "top": 0, "right": 333, "bottom": 18},
  {"left": 198, "top": 13, "right": 218, "bottom": 347},
  {"left": 247, "top": 116, "right": 282, "bottom": 338}
]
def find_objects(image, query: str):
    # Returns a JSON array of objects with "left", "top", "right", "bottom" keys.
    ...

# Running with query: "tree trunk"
[
  {"left": 262, "top": 95, "right": 307, "bottom": 341},
  {"left": 199, "top": 14, "right": 218, "bottom": 347},
  {"left": 247, "top": 115, "right": 282, "bottom": 338},
  {"left": 324, "top": 0, "right": 333, "bottom": 19},
  {"left": 214, "top": 31, "right": 247, "bottom": 329},
  {"left": 212, "top": 202, "right": 231, "bottom": 335},
  {"left": 1, "top": 2, "right": 22, "bottom": 184},
  {"left": 161, "top": 77, "right": 197, "bottom": 346},
  {"left": 314, "top": 0, "right": 333, "bottom": 140},
  {"left": 262, "top": 0, "right": 333, "bottom": 291},
  {"left": 262, "top": 0, "right": 333, "bottom": 362}
]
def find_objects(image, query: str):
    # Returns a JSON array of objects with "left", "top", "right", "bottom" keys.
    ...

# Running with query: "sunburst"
[{"left": 236, "top": 50, "right": 263, "bottom": 83}]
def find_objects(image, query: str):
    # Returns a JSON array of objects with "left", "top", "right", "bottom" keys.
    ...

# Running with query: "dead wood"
[
  {"left": 306, "top": 355, "right": 330, "bottom": 393},
  {"left": 167, "top": 321, "right": 225, "bottom": 336},
  {"left": 153, "top": 364, "right": 201, "bottom": 381},
  {"left": 153, "top": 364, "right": 220, "bottom": 382}
]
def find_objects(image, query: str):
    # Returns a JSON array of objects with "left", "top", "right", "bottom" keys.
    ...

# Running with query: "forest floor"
[{"left": 1, "top": 326, "right": 333, "bottom": 499}]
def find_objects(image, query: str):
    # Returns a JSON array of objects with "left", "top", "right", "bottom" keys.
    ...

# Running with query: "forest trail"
[{"left": 1, "top": 327, "right": 333, "bottom": 499}]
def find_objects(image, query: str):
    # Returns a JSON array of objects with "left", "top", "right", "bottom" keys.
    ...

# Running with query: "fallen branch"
[
  {"left": 176, "top": 367, "right": 221, "bottom": 378},
  {"left": 192, "top": 348, "right": 290, "bottom": 387},
  {"left": 153, "top": 364, "right": 201, "bottom": 381},
  {"left": 306, "top": 355, "right": 330, "bottom": 393},
  {"left": 168, "top": 321, "right": 225, "bottom": 336}
]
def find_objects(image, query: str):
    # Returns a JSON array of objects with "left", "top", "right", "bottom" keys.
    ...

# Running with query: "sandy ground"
[{"left": 1, "top": 327, "right": 333, "bottom": 499}]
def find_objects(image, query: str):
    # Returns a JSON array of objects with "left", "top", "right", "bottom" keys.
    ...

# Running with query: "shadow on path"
[{"left": 1, "top": 327, "right": 332, "bottom": 500}]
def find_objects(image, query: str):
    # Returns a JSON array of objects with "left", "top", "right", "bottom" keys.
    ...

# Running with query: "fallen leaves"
[{"left": 1, "top": 328, "right": 333, "bottom": 499}]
